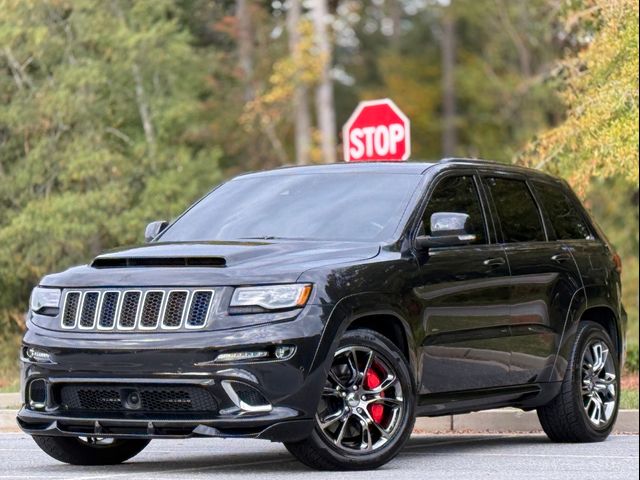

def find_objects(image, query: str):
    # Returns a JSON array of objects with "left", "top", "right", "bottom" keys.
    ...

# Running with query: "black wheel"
[
  {"left": 537, "top": 321, "right": 620, "bottom": 442},
  {"left": 32, "top": 435, "right": 150, "bottom": 465},
  {"left": 285, "top": 329, "right": 415, "bottom": 470}
]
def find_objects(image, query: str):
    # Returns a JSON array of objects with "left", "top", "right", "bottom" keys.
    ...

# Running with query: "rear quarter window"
[{"left": 532, "top": 181, "right": 593, "bottom": 240}]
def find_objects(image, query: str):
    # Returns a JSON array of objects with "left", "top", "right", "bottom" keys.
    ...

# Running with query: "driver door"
[{"left": 414, "top": 172, "right": 513, "bottom": 394}]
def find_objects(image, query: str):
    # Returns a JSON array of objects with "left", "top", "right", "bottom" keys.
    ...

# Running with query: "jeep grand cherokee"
[{"left": 19, "top": 159, "right": 626, "bottom": 470}]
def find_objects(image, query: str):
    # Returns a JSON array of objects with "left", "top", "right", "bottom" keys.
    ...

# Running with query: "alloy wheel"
[
  {"left": 315, "top": 346, "right": 404, "bottom": 453},
  {"left": 581, "top": 339, "right": 617, "bottom": 427}
]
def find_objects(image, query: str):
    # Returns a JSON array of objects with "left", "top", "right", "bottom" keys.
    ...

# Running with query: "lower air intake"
[
  {"left": 221, "top": 381, "right": 272, "bottom": 413},
  {"left": 58, "top": 384, "right": 218, "bottom": 413}
]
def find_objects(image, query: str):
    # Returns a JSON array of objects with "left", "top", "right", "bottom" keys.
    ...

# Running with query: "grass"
[
  {"left": 620, "top": 388, "right": 639, "bottom": 409},
  {"left": 627, "top": 320, "right": 638, "bottom": 345},
  {"left": 0, "top": 335, "right": 20, "bottom": 393},
  {"left": 0, "top": 380, "right": 19, "bottom": 393}
]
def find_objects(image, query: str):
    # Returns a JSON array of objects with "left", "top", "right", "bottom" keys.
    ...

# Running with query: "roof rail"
[
  {"left": 437, "top": 157, "right": 563, "bottom": 182},
  {"left": 439, "top": 157, "right": 507, "bottom": 166}
]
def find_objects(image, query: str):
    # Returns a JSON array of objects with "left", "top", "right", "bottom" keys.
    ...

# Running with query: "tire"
[
  {"left": 285, "top": 329, "right": 415, "bottom": 470},
  {"left": 537, "top": 321, "right": 620, "bottom": 442},
  {"left": 32, "top": 435, "right": 150, "bottom": 465}
]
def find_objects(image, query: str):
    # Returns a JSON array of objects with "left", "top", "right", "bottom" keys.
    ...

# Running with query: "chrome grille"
[
  {"left": 118, "top": 291, "right": 141, "bottom": 330},
  {"left": 60, "top": 288, "right": 214, "bottom": 332},
  {"left": 140, "top": 291, "right": 164, "bottom": 329},
  {"left": 188, "top": 291, "right": 213, "bottom": 328},
  {"left": 98, "top": 292, "right": 120, "bottom": 329},
  {"left": 62, "top": 292, "right": 81, "bottom": 328},
  {"left": 79, "top": 292, "right": 99, "bottom": 329},
  {"left": 162, "top": 291, "right": 188, "bottom": 329}
]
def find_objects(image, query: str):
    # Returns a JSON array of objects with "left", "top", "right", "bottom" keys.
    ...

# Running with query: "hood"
[{"left": 40, "top": 240, "right": 380, "bottom": 288}]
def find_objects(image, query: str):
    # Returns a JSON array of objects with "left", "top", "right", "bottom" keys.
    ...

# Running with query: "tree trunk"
[
  {"left": 497, "top": 0, "right": 532, "bottom": 77},
  {"left": 312, "top": 0, "right": 337, "bottom": 164},
  {"left": 236, "top": 0, "right": 287, "bottom": 164},
  {"left": 236, "top": 0, "right": 254, "bottom": 101},
  {"left": 441, "top": 11, "right": 457, "bottom": 158},
  {"left": 111, "top": 2, "right": 155, "bottom": 155},
  {"left": 4, "top": 47, "right": 34, "bottom": 90},
  {"left": 287, "top": 0, "right": 311, "bottom": 165},
  {"left": 132, "top": 62, "right": 156, "bottom": 154},
  {"left": 389, "top": 0, "right": 403, "bottom": 49}
]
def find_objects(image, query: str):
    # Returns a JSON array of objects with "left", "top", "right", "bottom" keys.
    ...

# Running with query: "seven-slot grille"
[{"left": 61, "top": 288, "right": 214, "bottom": 331}]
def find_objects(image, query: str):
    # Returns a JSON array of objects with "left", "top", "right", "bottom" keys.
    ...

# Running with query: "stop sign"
[{"left": 343, "top": 98, "right": 411, "bottom": 162}]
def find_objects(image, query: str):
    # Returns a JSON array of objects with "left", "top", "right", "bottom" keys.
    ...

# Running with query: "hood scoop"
[{"left": 92, "top": 256, "right": 226, "bottom": 268}]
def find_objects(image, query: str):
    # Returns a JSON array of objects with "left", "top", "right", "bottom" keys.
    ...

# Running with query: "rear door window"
[
  {"left": 486, "top": 177, "right": 545, "bottom": 243},
  {"left": 533, "top": 181, "right": 592, "bottom": 240}
]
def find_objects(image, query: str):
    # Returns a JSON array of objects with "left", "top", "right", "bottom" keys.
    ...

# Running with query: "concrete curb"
[
  {"left": 413, "top": 408, "right": 639, "bottom": 434},
  {"left": 0, "top": 410, "right": 18, "bottom": 432},
  {"left": 0, "top": 406, "right": 637, "bottom": 434},
  {"left": 0, "top": 393, "right": 19, "bottom": 409}
]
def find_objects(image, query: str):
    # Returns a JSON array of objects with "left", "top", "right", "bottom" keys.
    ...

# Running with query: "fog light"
[
  {"left": 215, "top": 350, "right": 270, "bottom": 363},
  {"left": 274, "top": 345, "right": 296, "bottom": 360},
  {"left": 25, "top": 347, "right": 53, "bottom": 363},
  {"left": 28, "top": 379, "right": 47, "bottom": 410}
]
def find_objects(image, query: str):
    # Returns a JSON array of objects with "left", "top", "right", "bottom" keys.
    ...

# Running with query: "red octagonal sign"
[{"left": 343, "top": 98, "right": 411, "bottom": 162}]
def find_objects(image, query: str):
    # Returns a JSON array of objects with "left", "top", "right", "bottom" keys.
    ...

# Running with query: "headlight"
[
  {"left": 30, "top": 287, "right": 62, "bottom": 314},
  {"left": 230, "top": 284, "right": 312, "bottom": 311}
]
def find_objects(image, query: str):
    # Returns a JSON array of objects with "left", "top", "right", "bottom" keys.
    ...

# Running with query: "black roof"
[
  {"left": 240, "top": 161, "right": 433, "bottom": 178},
  {"left": 237, "top": 158, "right": 561, "bottom": 183}
]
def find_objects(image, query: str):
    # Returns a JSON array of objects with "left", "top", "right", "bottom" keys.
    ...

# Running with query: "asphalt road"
[{"left": 0, "top": 433, "right": 637, "bottom": 480}]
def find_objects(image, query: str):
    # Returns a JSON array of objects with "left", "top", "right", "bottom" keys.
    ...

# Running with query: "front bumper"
[
  {"left": 18, "top": 305, "right": 331, "bottom": 442},
  {"left": 17, "top": 405, "right": 314, "bottom": 442}
]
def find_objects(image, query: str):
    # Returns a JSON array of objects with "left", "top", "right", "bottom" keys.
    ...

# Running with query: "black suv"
[{"left": 19, "top": 159, "right": 626, "bottom": 470}]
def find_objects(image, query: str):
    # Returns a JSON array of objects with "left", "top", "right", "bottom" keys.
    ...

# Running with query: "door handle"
[
  {"left": 483, "top": 257, "right": 506, "bottom": 267},
  {"left": 551, "top": 253, "right": 571, "bottom": 263}
]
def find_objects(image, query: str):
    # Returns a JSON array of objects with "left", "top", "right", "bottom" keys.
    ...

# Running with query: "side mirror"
[
  {"left": 144, "top": 220, "right": 168, "bottom": 242},
  {"left": 415, "top": 212, "right": 476, "bottom": 249}
]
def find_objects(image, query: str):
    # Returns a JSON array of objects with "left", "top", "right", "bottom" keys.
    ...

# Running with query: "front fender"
[{"left": 310, "top": 292, "right": 418, "bottom": 388}]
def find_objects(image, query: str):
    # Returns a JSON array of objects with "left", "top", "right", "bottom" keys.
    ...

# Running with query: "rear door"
[{"left": 481, "top": 174, "right": 583, "bottom": 385}]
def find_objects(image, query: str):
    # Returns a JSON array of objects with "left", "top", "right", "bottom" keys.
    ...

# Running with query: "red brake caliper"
[{"left": 364, "top": 367, "right": 385, "bottom": 424}]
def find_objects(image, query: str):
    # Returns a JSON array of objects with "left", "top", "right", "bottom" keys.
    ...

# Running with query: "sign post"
[{"left": 342, "top": 98, "right": 411, "bottom": 162}]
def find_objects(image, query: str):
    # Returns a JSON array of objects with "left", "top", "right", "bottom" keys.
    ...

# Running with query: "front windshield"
[{"left": 158, "top": 172, "right": 422, "bottom": 242}]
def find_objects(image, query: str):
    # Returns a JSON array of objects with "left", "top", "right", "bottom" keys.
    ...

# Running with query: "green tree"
[
  {"left": 520, "top": 0, "right": 638, "bottom": 190},
  {"left": 0, "top": 0, "right": 222, "bottom": 336},
  {"left": 519, "top": 0, "right": 639, "bottom": 343},
  {"left": 334, "top": 0, "right": 565, "bottom": 160}
]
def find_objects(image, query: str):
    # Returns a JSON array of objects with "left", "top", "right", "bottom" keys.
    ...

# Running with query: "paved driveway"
[{"left": 0, "top": 433, "right": 637, "bottom": 480}]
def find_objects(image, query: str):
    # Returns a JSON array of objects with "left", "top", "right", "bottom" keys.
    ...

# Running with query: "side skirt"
[{"left": 416, "top": 382, "right": 562, "bottom": 417}]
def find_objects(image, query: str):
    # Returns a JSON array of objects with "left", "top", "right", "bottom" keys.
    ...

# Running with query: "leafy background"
[{"left": 0, "top": 0, "right": 637, "bottom": 390}]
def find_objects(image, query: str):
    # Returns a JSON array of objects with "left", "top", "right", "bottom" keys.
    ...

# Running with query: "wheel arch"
[
  {"left": 551, "top": 288, "right": 624, "bottom": 382},
  {"left": 346, "top": 313, "right": 411, "bottom": 363},
  {"left": 310, "top": 294, "right": 418, "bottom": 387},
  {"left": 579, "top": 304, "right": 623, "bottom": 363}
]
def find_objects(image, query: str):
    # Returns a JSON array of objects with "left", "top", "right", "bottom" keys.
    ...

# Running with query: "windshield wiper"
[{"left": 239, "top": 236, "right": 307, "bottom": 241}]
